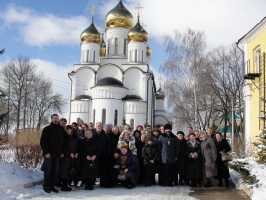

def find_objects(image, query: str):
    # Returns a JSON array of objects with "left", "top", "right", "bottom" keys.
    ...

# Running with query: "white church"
[{"left": 68, "top": 0, "right": 170, "bottom": 129}]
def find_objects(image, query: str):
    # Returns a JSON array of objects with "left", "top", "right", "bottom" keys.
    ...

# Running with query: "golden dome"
[
  {"left": 105, "top": 0, "right": 134, "bottom": 29},
  {"left": 128, "top": 17, "right": 148, "bottom": 42},
  {"left": 80, "top": 19, "right": 101, "bottom": 44}
]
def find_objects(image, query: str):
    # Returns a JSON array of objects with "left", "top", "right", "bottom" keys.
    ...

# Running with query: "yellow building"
[{"left": 237, "top": 17, "right": 266, "bottom": 155}]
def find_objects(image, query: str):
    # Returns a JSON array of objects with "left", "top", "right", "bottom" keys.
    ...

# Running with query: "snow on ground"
[
  {"left": 24, "top": 185, "right": 197, "bottom": 200},
  {"left": 230, "top": 158, "right": 266, "bottom": 200},
  {"left": 0, "top": 161, "right": 196, "bottom": 200},
  {"left": 0, "top": 161, "right": 42, "bottom": 200},
  {"left": 247, "top": 160, "right": 266, "bottom": 200}
]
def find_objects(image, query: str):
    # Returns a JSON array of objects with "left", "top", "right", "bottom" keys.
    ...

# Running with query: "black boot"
[
  {"left": 51, "top": 187, "right": 59, "bottom": 193},
  {"left": 43, "top": 187, "right": 51, "bottom": 193}
]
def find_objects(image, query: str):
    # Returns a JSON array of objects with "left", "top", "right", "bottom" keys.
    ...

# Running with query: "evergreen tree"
[{"left": 254, "top": 130, "right": 266, "bottom": 162}]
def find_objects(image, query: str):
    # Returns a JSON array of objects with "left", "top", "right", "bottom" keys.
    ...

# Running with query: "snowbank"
[
  {"left": 0, "top": 161, "right": 197, "bottom": 200},
  {"left": 230, "top": 158, "right": 266, "bottom": 200},
  {"left": 0, "top": 161, "right": 42, "bottom": 200},
  {"left": 248, "top": 160, "right": 266, "bottom": 200}
]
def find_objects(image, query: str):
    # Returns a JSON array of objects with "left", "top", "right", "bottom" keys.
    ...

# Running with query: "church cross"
[{"left": 88, "top": 4, "right": 96, "bottom": 21}]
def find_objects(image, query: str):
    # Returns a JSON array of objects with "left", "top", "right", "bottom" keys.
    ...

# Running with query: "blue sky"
[
  {"left": 0, "top": 0, "right": 166, "bottom": 68},
  {"left": 0, "top": 0, "right": 265, "bottom": 116}
]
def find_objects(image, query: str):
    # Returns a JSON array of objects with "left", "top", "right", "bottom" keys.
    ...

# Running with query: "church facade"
[{"left": 68, "top": 0, "right": 169, "bottom": 129}]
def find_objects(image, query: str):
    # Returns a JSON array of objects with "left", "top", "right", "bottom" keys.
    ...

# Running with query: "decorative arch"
[
  {"left": 97, "top": 63, "right": 123, "bottom": 82},
  {"left": 124, "top": 66, "right": 146, "bottom": 74},
  {"left": 124, "top": 67, "right": 144, "bottom": 96}
]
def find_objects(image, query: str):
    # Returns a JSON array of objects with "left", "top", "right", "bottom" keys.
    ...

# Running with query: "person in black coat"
[
  {"left": 94, "top": 122, "right": 113, "bottom": 188},
  {"left": 215, "top": 132, "right": 231, "bottom": 187},
  {"left": 40, "top": 114, "right": 64, "bottom": 193},
  {"left": 61, "top": 125, "right": 80, "bottom": 188},
  {"left": 176, "top": 131, "right": 187, "bottom": 185},
  {"left": 186, "top": 132, "right": 202, "bottom": 187},
  {"left": 142, "top": 134, "right": 161, "bottom": 186},
  {"left": 133, "top": 125, "right": 144, "bottom": 184},
  {"left": 79, "top": 129, "right": 98, "bottom": 190},
  {"left": 158, "top": 123, "right": 177, "bottom": 186}
]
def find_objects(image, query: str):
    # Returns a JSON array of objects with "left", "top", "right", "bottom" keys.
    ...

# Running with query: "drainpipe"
[{"left": 68, "top": 73, "right": 73, "bottom": 123}]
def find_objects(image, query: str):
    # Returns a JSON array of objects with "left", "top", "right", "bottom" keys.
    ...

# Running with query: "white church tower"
[{"left": 68, "top": 0, "right": 169, "bottom": 129}]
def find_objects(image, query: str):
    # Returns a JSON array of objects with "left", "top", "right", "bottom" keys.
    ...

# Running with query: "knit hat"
[{"left": 177, "top": 131, "right": 185, "bottom": 136}]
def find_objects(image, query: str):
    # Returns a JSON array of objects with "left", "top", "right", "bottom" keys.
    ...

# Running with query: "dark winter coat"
[
  {"left": 79, "top": 136, "right": 98, "bottom": 180},
  {"left": 215, "top": 139, "right": 231, "bottom": 179},
  {"left": 176, "top": 139, "right": 187, "bottom": 176},
  {"left": 142, "top": 141, "right": 161, "bottom": 165},
  {"left": 186, "top": 140, "right": 202, "bottom": 180},
  {"left": 159, "top": 131, "right": 177, "bottom": 164},
  {"left": 40, "top": 123, "right": 65, "bottom": 157},
  {"left": 200, "top": 137, "right": 217, "bottom": 178},
  {"left": 94, "top": 130, "right": 114, "bottom": 187},
  {"left": 63, "top": 133, "right": 79, "bottom": 157}
]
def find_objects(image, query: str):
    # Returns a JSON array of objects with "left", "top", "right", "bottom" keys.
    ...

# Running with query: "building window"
[
  {"left": 141, "top": 50, "right": 144, "bottom": 63},
  {"left": 93, "top": 109, "right": 96, "bottom": 125},
  {"left": 102, "top": 109, "right": 106, "bottom": 125},
  {"left": 124, "top": 39, "right": 127, "bottom": 56},
  {"left": 87, "top": 50, "right": 90, "bottom": 62},
  {"left": 107, "top": 39, "right": 111, "bottom": 55},
  {"left": 254, "top": 47, "right": 261, "bottom": 74},
  {"left": 129, "top": 50, "right": 132, "bottom": 62},
  {"left": 114, "top": 38, "right": 118, "bottom": 55},
  {"left": 93, "top": 50, "right": 96, "bottom": 63},
  {"left": 130, "top": 119, "right": 134, "bottom": 130},
  {"left": 114, "top": 109, "right": 118, "bottom": 126},
  {"left": 134, "top": 49, "right": 137, "bottom": 63}
]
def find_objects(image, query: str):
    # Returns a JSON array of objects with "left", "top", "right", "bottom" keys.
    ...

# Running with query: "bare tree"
[
  {"left": 1, "top": 57, "right": 64, "bottom": 132},
  {"left": 2, "top": 57, "right": 35, "bottom": 130},
  {"left": 161, "top": 29, "right": 244, "bottom": 137},
  {"left": 162, "top": 29, "right": 217, "bottom": 130}
]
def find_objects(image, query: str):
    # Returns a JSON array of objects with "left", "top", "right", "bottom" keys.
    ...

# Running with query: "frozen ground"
[{"left": 0, "top": 161, "right": 196, "bottom": 200}]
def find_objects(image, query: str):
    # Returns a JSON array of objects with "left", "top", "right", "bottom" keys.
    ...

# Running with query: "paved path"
[{"left": 190, "top": 187, "right": 250, "bottom": 200}]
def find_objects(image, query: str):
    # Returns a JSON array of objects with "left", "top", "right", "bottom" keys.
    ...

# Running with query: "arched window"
[
  {"left": 107, "top": 39, "right": 111, "bottom": 55},
  {"left": 114, "top": 109, "right": 118, "bottom": 126},
  {"left": 102, "top": 109, "right": 106, "bottom": 125},
  {"left": 130, "top": 119, "right": 134, "bottom": 130},
  {"left": 93, "top": 50, "right": 96, "bottom": 62},
  {"left": 93, "top": 109, "right": 96, "bottom": 125},
  {"left": 114, "top": 38, "right": 118, "bottom": 55},
  {"left": 129, "top": 50, "right": 132, "bottom": 62},
  {"left": 134, "top": 49, "right": 137, "bottom": 63},
  {"left": 86, "top": 50, "right": 90, "bottom": 62},
  {"left": 124, "top": 39, "right": 127, "bottom": 56}
]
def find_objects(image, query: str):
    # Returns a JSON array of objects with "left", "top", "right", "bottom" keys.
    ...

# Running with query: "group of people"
[{"left": 40, "top": 113, "right": 232, "bottom": 194}]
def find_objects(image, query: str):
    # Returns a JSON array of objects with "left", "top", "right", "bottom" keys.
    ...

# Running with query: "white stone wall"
[
  {"left": 124, "top": 68, "right": 146, "bottom": 98},
  {"left": 70, "top": 100, "right": 91, "bottom": 123},
  {"left": 128, "top": 41, "right": 147, "bottom": 64},
  {"left": 106, "top": 28, "right": 129, "bottom": 57},
  {"left": 80, "top": 43, "right": 100, "bottom": 64},
  {"left": 124, "top": 101, "right": 146, "bottom": 129},
  {"left": 92, "top": 98, "right": 123, "bottom": 125},
  {"left": 96, "top": 64, "right": 123, "bottom": 82},
  {"left": 72, "top": 68, "right": 95, "bottom": 99}
]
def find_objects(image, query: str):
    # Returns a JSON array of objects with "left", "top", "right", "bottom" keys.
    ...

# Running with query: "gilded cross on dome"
[
  {"left": 88, "top": 4, "right": 96, "bottom": 21},
  {"left": 135, "top": 2, "right": 146, "bottom": 27}
]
